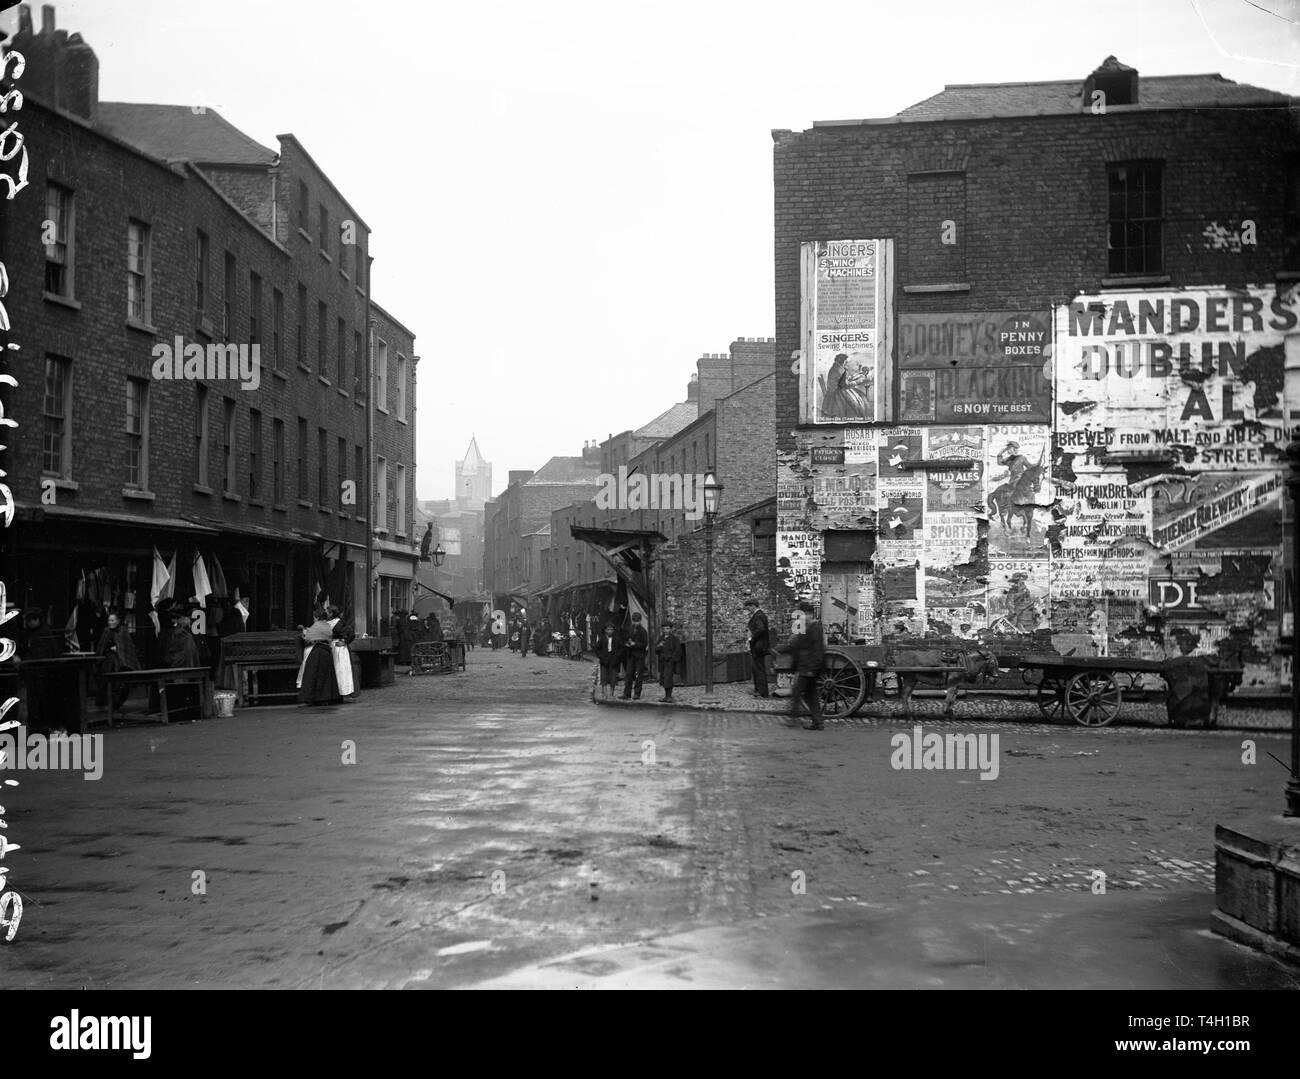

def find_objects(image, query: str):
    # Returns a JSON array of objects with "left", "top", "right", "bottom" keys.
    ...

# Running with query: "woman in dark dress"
[{"left": 298, "top": 605, "right": 342, "bottom": 705}]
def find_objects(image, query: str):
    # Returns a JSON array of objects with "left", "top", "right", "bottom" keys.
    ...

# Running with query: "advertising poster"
[
  {"left": 877, "top": 427, "right": 923, "bottom": 480},
  {"left": 800, "top": 239, "right": 894, "bottom": 424},
  {"left": 898, "top": 310, "right": 1051, "bottom": 422},
  {"left": 776, "top": 529, "right": 823, "bottom": 602},
  {"left": 1148, "top": 471, "right": 1284, "bottom": 552},
  {"left": 1054, "top": 288, "right": 1298, "bottom": 467},
  {"left": 987, "top": 559, "right": 1050, "bottom": 634},
  {"left": 985, "top": 424, "right": 1052, "bottom": 556},
  {"left": 925, "top": 427, "right": 985, "bottom": 509},
  {"left": 810, "top": 464, "right": 877, "bottom": 530},
  {"left": 1056, "top": 471, "right": 1153, "bottom": 555},
  {"left": 1050, "top": 542, "right": 1150, "bottom": 600},
  {"left": 877, "top": 492, "right": 924, "bottom": 542},
  {"left": 843, "top": 427, "right": 874, "bottom": 463}
]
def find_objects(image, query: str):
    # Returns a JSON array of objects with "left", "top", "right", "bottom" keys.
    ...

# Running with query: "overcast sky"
[{"left": 10, "top": 0, "right": 1298, "bottom": 499}]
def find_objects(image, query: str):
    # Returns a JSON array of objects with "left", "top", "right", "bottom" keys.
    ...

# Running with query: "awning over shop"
[
  {"left": 568, "top": 526, "right": 665, "bottom": 618},
  {"left": 17, "top": 504, "right": 220, "bottom": 535},
  {"left": 181, "top": 516, "right": 314, "bottom": 544}
]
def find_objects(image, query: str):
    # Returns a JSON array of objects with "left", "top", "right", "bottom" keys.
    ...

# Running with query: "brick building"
[
  {"left": 543, "top": 339, "right": 782, "bottom": 677},
  {"left": 483, "top": 449, "right": 601, "bottom": 608},
  {"left": 773, "top": 57, "right": 1299, "bottom": 692},
  {"left": 2, "top": 6, "right": 418, "bottom": 647}
]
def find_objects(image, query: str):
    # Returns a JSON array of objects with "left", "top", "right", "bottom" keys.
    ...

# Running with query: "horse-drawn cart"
[{"left": 777, "top": 644, "right": 1242, "bottom": 728}]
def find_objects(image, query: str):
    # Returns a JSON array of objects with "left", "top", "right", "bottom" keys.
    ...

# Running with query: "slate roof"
[
  {"left": 887, "top": 71, "right": 1293, "bottom": 123},
  {"left": 97, "top": 103, "right": 278, "bottom": 165},
  {"left": 529, "top": 456, "right": 601, "bottom": 485},
  {"left": 635, "top": 401, "right": 698, "bottom": 440}
]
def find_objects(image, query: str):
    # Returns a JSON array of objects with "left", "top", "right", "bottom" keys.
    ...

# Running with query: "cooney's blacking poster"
[{"left": 799, "top": 239, "right": 894, "bottom": 424}]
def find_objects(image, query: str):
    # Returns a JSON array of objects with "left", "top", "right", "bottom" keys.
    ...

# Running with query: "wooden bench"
[
  {"left": 102, "top": 666, "right": 213, "bottom": 726},
  {"left": 222, "top": 631, "right": 303, "bottom": 706}
]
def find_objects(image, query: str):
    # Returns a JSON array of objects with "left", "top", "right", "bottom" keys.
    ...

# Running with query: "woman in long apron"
[
  {"left": 329, "top": 610, "right": 355, "bottom": 700},
  {"left": 297, "top": 606, "right": 341, "bottom": 705}
]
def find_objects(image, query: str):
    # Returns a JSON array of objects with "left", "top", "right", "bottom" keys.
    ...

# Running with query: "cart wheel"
[
  {"left": 1065, "top": 671, "right": 1122, "bottom": 727},
  {"left": 1036, "top": 678, "right": 1066, "bottom": 722},
  {"left": 820, "top": 649, "right": 868, "bottom": 718}
]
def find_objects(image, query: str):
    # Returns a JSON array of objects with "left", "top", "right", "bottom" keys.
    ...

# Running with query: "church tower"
[{"left": 455, "top": 436, "right": 492, "bottom": 508}]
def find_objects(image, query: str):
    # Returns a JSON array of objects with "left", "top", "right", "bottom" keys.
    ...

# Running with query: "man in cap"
[
  {"left": 621, "top": 611, "right": 649, "bottom": 699},
  {"left": 744, "top": 597, "right": 771, "bottom": 697},
  {"left": 777, "top": 600, "right": 825, "bottom": 730},
  {"left": 655, "top": 619, "right": 683, "bottom": 702}
]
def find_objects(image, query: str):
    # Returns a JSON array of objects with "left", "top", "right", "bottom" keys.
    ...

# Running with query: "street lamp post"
[
  {"left": 432, "top": 543, "right": 446, "bottom": 569},
  {"left": 702, "top": 471, "right": 723, "bottom": 703},
  {"left": 1284, "top": 441, "right": 1300, "bottom": 816}
]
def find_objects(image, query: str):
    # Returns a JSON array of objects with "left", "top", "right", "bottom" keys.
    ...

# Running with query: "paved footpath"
[{"left": 1, "top": 647, "right": 1296, "bottom": 989}]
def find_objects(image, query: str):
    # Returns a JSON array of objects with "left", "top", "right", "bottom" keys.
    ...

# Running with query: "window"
[
  {"left": 194, "top": 385, "right": 209, "bottom": 486},
  {"left": 704, "top": 432, "right": 710, "bottom": 471},
  {"left": 396, "top": 464, "right": 407, "bottom": 536},
  {"left": 249, "top": 408, "right": 262, "bottom": 500},
  {"left": 196, "top": 230, "right": 209, "bottom": 314},
  {"left": 376, "top": 338, "right": 388, "bottom": 411},
  {"left": 44, "top": 183, "right": 73, "bottom": 298},
  {"left": 375, "top": 456, "right": 388, "bottom": 530},
  {"left": 249, "top": 272, "right": 262, "bottom": 345},
  {"left": 337, "top": 437, "right": 347, "bottom": 511},
  {"left": 1108, "top": 162, "right": 1163, "bottom": 275},
  {"left": 223, "top": 398, "right": 237, "bottom": 493},
  {"left": 223, "top": 251, "right": 236, "bottom": 337},
  {"left": 318, "top": 204, "right": 328, "bottom": 252},
  {"left": 250, "top": 561, "right": 286, "bottom": 630},
  {"left": 318, "top": 427, "right": 328, "bottom": 504},
  {"left": 395, "top": 354, "right": 407, "bottom": 420},
  {"left": 907, "top": 172, "right": 966, "bottom": 284},
  {"left": 296, "top": 283, "right": 307, "bottom": 367},
  {"left": 317, "top": 301, "right": 327, "bottom": 374},
  {"left": 272, "top": 418, "right": 285, "bottom": 504},
  {"left": 354, "top": 445, "right": 364, "bottom": 516},
  {"left": 337, "top": 317, "right": 348, "bottom": 386},
  {"left": 338, "top": 218, "right": 347, "bottom": 266},
  {"left": 297, "top": 417, "right": 308, "bottom": 500},
  {"left": 354, "top": 330, "right": 364, "bottom": 399},
  {"left": 42, "top": 355, "right": 71, "bottom": 476},
  {"left": 126, "top": 219, "right": 150, "bottom": 323},
  {"left": 271, "top": 288, "right": 284, "bottom": 371},
  {"left": 298, "top": 180, "right": 309, "bottom": 232},
  {"left": 125, "top": 378, "right": 148, "bottom": 489}
]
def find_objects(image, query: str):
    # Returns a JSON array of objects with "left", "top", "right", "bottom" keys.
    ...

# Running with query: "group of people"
[
  {"left": 594, "top": 611, "right": 684, "bottom": 701},
  {"left": 493, "top": 606, "right": 588, "bottom": 658},
  {"left": 296, "top": 604, "right": 356, "bottom": 705},
  {"left": 389, "top": 609, "right": 450, "bottom": 665},
  {"left": 17, "top": 595, "right": 250, "bottom": 728}
]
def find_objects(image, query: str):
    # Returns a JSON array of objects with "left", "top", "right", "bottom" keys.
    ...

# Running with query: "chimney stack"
[{"left": 7, "top": 5, "right": 99, "bottom": 123}]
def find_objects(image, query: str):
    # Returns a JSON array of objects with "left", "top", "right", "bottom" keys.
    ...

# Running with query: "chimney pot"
[
  {"left": 18, "top": 5, "right": 31, "bottom": 34},
  {"left": 40, "top": 3, "right": 53, "bottom": 33}
]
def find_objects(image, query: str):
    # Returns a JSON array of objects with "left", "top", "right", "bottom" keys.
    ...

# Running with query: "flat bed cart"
[
  {"left": 1013, "top": 654, "right": 1244, "bottom": 728},
  {"left": 776, "top": 646, "right": 975, "bottom": 719}
]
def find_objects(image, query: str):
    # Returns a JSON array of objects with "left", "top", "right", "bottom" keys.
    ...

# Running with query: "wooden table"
[
  {"left": 3, "top": 655, "right": 100, "bottom": 734},
  {"left": 102, "top": 666, "right": 213, "bottom": 726}
]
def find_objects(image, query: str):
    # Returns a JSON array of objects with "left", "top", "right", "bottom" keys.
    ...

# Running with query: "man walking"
[
  {"left": 655, "top": 619, "right": 683, "bottom": 702},
  {"left": 622, "top": 611, "right": 649, "bottom": 699},
  {"left": 778, "top": 600, "right": 825, "bottom": 730},
  {"left": 744, "top": 597, "right": 771, "bottom": 697}
]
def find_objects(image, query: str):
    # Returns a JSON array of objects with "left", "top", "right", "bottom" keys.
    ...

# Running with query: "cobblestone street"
[{"left": 2, "top": 648, "right": 1295, "bottom": 989}]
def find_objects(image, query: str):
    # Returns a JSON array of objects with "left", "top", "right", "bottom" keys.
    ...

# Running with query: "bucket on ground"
[{"left": 213, "top": 691, "right": 237, "bottom": 718}]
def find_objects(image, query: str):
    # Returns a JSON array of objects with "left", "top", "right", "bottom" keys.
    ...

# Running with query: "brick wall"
[{"left": 773, "top": 107, "right": 1300, "bottom": 453}]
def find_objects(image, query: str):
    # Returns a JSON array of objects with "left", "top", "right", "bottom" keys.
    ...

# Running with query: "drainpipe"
[{"left": 365, "top": 255, "right": 375, "bottom": 636}]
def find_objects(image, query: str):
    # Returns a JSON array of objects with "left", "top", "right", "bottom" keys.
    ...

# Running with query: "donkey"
[{"left": 893, "top": 646, "right": 1001, "bottom": 719}]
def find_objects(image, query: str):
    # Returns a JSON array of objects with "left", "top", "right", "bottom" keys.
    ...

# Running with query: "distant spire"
[{"left": 461, "top": 435, "right": 485, "bottom": 469}]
